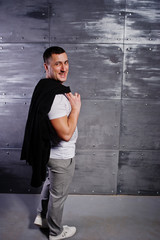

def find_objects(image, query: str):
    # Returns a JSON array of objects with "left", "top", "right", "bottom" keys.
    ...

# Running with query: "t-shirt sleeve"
[{"left": 48, "top": 94, "right": 67, "bottom": 120}]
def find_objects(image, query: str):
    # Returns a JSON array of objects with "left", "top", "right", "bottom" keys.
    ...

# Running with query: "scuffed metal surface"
[
  {"left": 70, "top": 150, "right": 119, "bottom": 194},
  {"left": 120, "top": 100, "right": 160, "bottom": 150},
  {"left": 123, "top": 44, "right": 160, "bottom": 99},
  {"left": 50, "top": 0, "right": 125, "bottom": 43},
  {"left": 117, "top": 151, "right": 160, "bottom": 195},
  {"left": 125, "top": 0, "right": 160, "bottom": 44},
  {"left": 0, "top": 149, "right": 40, "bottom": 193},
  {"left": 0, "top": 99, "right": 30, "bottom": 148},
  {"left": 77, "top": 99, "right": 121, "bottom": 150},
  {"left": 63, "top": 44, "right": 123, "bottom": 99},
  {"left": 0, "top": 44, "right": 47, "bottom": 98},
  {"left": 0, "top": 0, "right": 49, "bottom": 42}
]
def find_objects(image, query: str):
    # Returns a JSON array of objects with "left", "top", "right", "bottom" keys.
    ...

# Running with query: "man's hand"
[{"left": 65, "top": 92, "right": 81, "bottom": 113}]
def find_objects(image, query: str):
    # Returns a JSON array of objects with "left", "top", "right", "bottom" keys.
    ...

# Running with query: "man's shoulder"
[
  {"left": 52, "top": 94, "right": 70, "bottom": 110},
  {"left": 54, "top": 94, "right": 68, "bottom": 102}
]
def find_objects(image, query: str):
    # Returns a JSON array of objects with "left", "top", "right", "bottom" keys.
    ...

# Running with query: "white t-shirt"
[{"left": 48, "top": 94, "right": 78, "bottom": 159}]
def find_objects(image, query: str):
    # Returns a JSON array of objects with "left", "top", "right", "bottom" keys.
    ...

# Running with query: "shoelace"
[{"left": 61, "top": 231, "right": 67, "bottom": 237}]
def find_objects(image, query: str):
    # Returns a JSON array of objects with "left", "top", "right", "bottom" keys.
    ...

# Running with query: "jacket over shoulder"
[{"left": 20, "top": 78, "right": 70, "bottom": 187}]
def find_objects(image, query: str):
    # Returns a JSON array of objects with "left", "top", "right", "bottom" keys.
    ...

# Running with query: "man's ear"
[{"left": 44, "top": 63, "right": 48, "bottom": 72}]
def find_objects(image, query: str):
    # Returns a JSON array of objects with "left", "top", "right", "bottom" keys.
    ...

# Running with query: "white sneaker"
[
  {"left": 49, "top": 225, "right": 76, "bottom": 240},
  {"left": 34, "top": 213, "right": 48, "bottom": 228}
]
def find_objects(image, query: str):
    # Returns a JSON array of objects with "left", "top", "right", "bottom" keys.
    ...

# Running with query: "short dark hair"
[{"left": 43, "top": 46, "right": 65, "bottom": 63}]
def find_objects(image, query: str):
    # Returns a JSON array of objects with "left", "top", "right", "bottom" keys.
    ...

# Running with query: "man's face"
[{"left": 44, "top": 52, "right": 69, "bottom": 83}]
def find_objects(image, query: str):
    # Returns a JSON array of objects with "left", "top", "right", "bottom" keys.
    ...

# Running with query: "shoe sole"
[{"left": 34, "top": 219, "right": 48, "bottom": 228}]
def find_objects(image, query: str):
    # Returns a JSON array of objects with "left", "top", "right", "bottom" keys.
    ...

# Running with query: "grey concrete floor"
[{"left": 0, "top": 194, "right": 160, "bottom": 240}]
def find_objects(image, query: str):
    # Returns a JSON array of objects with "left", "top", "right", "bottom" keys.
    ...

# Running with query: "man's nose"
[{"left": 61, "top": 63, "right": 66, "bottom": 71}]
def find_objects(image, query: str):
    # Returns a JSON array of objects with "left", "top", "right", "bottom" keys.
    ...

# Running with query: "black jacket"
[{"left": 21, "top": 78, "right": 71, "bottom": 187}]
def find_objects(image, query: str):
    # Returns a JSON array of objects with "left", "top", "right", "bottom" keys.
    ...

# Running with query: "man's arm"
[{"left": 50, "top": 92, "right": 81, "bottom": 142}]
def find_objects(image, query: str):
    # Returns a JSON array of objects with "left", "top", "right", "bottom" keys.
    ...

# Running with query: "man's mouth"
[{"left": 59, "top": 72, "right": 66, "bottom": 78}]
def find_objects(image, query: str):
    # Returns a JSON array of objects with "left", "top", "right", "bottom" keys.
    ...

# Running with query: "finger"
[
  {"left": 75, "top": 92, "right": 80, "bottom": 97},
  {"left": 65, "top": 92, "right": 72, "bottom": 98}
]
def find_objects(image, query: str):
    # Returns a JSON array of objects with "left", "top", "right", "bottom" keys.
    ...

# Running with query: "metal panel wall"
[
  {"left": 0, "top": 0, "right": 160, "bottom": 195},
  {"left": 119, "top": 0, "right": 160, "bottom": 195},
  {"left": 0, "top": 44, "right": 47, "bottom": 98},
  {"left": 58, "top": 44, "right": 123, "bottom": 100},
  {"left": 0, "top": 0, "right": 49, "bottom": 43},
  {"left": 117, "top": 151, "right": 160, "bottom": 195},
  {"left": 49, "top": 0, "right": 125, "bottom": 44}
]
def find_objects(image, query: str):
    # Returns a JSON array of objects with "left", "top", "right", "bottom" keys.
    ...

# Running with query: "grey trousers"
[{"left": 37, "top": 157, "right": 75, "bottom": 236}]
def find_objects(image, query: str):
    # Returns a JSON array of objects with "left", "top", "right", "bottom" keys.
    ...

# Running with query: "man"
[{"left": 21, "top": 46, "right": 81, "bottom": 240}]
